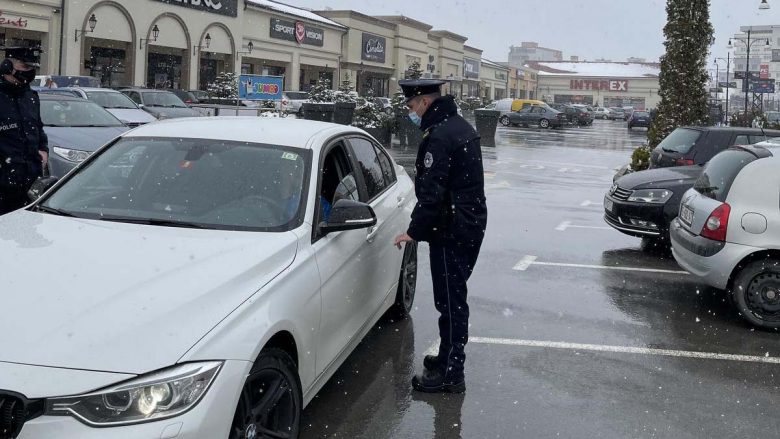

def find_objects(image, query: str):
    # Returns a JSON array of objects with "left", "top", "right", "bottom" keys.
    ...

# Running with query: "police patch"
[{"left": 424, "top": 152, "right": 434, "bottom": 168}]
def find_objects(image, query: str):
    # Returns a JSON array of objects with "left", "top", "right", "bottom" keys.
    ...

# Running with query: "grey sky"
[{"left": 298, "top": 0, "right": 779, "bottom": 65}]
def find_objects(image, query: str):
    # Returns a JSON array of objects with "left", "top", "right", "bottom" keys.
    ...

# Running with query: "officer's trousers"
[{"left": 429, "top": 241, "right": 481, "bottom": 382}]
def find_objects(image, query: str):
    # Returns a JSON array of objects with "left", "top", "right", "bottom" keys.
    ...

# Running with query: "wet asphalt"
[{"left": 300, "top": 119, "right": 780, "bottom": 438}]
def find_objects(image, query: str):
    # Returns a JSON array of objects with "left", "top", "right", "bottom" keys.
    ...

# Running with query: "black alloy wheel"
[
  {"left": 733, "top": 259, "right": 780, "bottom": 329},
  {"left": 230, "top": 349, "right": 302, "bottom": 439},
  {"left": 499, "top": 115, "right": 510, "bottom": 126},
  {"left": 391, "top": 241, "right": 418, "bottom": 319}
]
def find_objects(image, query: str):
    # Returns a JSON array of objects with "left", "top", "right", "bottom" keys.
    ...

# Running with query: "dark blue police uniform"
[
  {"left": 400, "top": 80, "right": 487, "bottom": 393},
  {"left": 0, "top": 47, "right": 47, "bottom": 215}
]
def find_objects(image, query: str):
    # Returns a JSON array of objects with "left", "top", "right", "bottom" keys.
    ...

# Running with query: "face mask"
[
  {"left": 408, "top": 111, "right": 422, "bottom": 127},
  {"left": 12, "top": 68, "right": 36, "bottom": 85}
]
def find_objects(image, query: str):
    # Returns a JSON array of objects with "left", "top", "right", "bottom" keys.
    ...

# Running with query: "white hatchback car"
[
  {"left": 0, "top": 118, "right": 417, "bottom": 438},
  {"left": 670, "top": 143, "right": 780, "bottom": 328}
]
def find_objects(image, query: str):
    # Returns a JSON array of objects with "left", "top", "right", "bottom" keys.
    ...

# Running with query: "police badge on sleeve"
[{"left": 424, "top": 152, "right": 433, "bottom": 168}]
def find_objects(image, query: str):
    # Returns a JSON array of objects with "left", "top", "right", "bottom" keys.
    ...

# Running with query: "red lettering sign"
[
  {"left": 760, "top": 64, "right": 769, "bottom": 79},
  {"left": 259, "top": 83, "right": 279, "bottom": 94},
  {"left": 570, "top": 79, "right": 629, "bottom": 92},
  {"left": 0, "top": 11, "right": 28, "bottom": 28}
]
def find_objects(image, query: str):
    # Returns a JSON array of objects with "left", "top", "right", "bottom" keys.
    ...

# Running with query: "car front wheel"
[
  {"left": 390, "top": 241, "right": 417, "bottom": 319},
  {"left": 230, "top": 348, "right": 302, "bottom": 439},
  {"left": 732, "top": 259, "right": 780, "bottom": 329}
]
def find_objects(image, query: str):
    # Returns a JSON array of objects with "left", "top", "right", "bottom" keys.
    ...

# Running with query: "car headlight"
[
  {"left": 52, "top": 146, "right": 91, "bottom": 163},
  {"left": 628, "top": 189, "right": 673, "bottom": 204},
  {"left": 46, "top": 361, "right": 222, "bottom": 427}
]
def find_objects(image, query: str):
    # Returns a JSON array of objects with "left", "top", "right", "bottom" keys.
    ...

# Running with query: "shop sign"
[
  {"left": 0, "top": 11, "right": 28, "bottom": 28},
  {"left": 270, "top": 18, "right": 323, "bottom": 47},
  {"left": 239, "top": 74, "right": 284, "bottom": 101},
  {"left": 773, "top": 50, "right": 780, "bottom": 63},
  {"left": 361, "top": 33, "right": 386, "bottom": 63},
  {"left": 760, "top": 64, "right": 770, "bottom": 79},
  {"left": 152, "top": 0, "right": 238, "bottom": 17},
  {"left": 495, "top": 71, "right": 507, "bottom": 80},
  {"left": 463, "top": 58, "right": 479, "bottom": 79},
  {"left": 570, "top": 79, "right": 629, "bottom": 92}
]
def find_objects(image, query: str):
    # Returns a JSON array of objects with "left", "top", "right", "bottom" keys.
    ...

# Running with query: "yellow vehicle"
[{"left": 488, "top": 98, "right": 551, "bottom": 115}]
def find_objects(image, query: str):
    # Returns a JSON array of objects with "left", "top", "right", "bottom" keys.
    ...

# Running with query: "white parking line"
[
  {"left": 511, "top": 255, "right": 688, "bottom": 275},
  {"left": 469, "top": 337, "right": 780, "bottom": 365},
  {"left": 555, "top": 221, "right": 611, "bottom": 231}
]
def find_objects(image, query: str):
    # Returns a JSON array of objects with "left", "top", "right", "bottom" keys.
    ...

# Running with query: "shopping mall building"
[
  {"left": 528, "top": 61, "right": 661, "bottom": 110},
  {"left": 0, "top": 0, "right": 511, "bottom": 96}
]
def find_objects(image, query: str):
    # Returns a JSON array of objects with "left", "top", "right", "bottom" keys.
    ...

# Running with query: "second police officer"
[{"left": 394, "top": 79, "right": 487, "bottom": 394}]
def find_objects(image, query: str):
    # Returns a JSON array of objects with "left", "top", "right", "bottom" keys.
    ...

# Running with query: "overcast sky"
[{"left": 299, "top": 0, "right": 779, "bottom": 67}]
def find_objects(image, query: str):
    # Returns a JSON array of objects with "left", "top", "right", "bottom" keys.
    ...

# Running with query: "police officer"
[
  {"left": 393, "top": 79, "right": 487, "bottom": 393},
  {"left": 0, "top": 46, "right": 48, "bottom": 215}
]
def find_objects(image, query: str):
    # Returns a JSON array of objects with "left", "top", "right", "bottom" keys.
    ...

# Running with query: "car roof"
[
  {"left": 123, "top": 117, "right": 369, "bottom": 149},
  {"left": 681, "top": 126, "right": 780, "bottom": 135},
  {"left": 119, "top": 88, "right": 172, "bottom": 93},
  {"left": 38, "top": 94, "right": 87, "bottom": 101}
]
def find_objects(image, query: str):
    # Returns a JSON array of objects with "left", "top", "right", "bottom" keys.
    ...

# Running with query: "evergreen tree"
[
  {"left": 405, "top": 60, "right": 423, "bottom": 79},
  {"left": 207, "top": 72, "right": 238, "bottom": 99},
  {"left": 308, "top": 77, "right": 335, "bottom": 103},
  {"left": 334, "top": 73, "right": 357, "bottom": 103},
  {"left": 647, "top": 0, "right": 714, "bottom": 147}
]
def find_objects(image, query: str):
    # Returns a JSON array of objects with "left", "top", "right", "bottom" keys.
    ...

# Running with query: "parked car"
[
  {"left": 608, "top": 107, "right": 626, "bottom": 120},
  {"left": 169, "top": 89, "right": 201, "bottom": 105},
  {"left": 120, "top": 88, "right": 201, "bottom": 119},
  {"left": 561, "top": 105, "right": 594, "bottom": 126},
  {"left": 627, "top": 110, "right": 652, "bottom": 130},
  {"left": 33, "top": 75, "right": 102, "bottom": 88},
  {"left": 36, "top": 87, "right": 157, "bottom": 127},
  {"left": 604, "top": 164, "right": 702, "bottom": 242},
  {"left": 0, "top": 117, "right": 417, "bottom": 437},
  {"left": 766, "top": 111, "right": 780, "bottom": 125},
  {"left": 500, "top": 104, "right": 567, "bottom": 128},
  {"left": 649, "top": 126, "right": 780, "bottom": 168},
  {"left": 622, "top": 106, "right": 635, "bottom": 121},
  {"left": 487, "top": 98, "right": 550, "bottom": 116},
  {"left": 38, "top": 94, "right": 129, "bottom": 177},
  {"left": 278, "top": 91, "right": 309, "bottom": 115},
  {"left": 670, "top": 142, "right": 780, "bottom": 328},
  {"left": 189, "top": 90, "right": 210, "bottom": 101},
  {"left": 593, "top": 108, "right": 612, "bottom": 119},
  {"left": 374, "top": 97, "right": 393, "bottom": 114}
]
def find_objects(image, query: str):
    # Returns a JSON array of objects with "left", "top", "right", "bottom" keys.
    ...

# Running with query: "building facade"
[
  {"left": 462, "top": 45, "right": 482, "bottom": 98},
  {"left": 508, "top": 41, "right": 563, "bottom": 67},
  {"left": 479, "top": 58, "right": 509, "bottom": 100},
  {"left": 529, "top": 61, "right": 661, "bottom": 110}
]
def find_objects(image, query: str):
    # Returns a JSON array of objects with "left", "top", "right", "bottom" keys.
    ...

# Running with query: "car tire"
[
  {"left": 539, "top": 119, "right": 550, "bottom": 129},
  {"left": 499, "top": 116, "right": 510, "bottom": 127},
  {"left": 390, "top": 241, "right": 418, "bottom": 319},
  {"left": 229, "top": 348, "right": 302, "bottom": 439},
  {"left": 731, "top": 259, "right": 780, "bottom": 329}
]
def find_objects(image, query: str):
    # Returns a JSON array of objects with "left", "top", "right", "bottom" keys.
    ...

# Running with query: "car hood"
[
  {"left": 0, "top": 211, "right": 298, "bottom": 374},
  {"left": 616, "top": 165, "right": 703, "bottom": 190},
  {"left": 143, "top": 106, "right": 199, "bottom": 119},
  {"left": 105, "top": 108, "right": 157, "bottom": 124},
  {"left": 44, "top": 126, "right": 128, "bottom": 152}
]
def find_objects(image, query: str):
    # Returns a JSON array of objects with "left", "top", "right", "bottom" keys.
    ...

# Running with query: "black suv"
[
  {"left": 553, "top": 104, "right": 593, "bottom": 126},
  {"left": 650, "top": 126, "right": 780, "bottom": 168},
  {"left": 627, "top": 111, "right": 651, "bottom": 130}
]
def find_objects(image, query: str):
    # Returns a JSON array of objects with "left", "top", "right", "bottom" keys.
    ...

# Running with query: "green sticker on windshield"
[{"left": 281, "top": 152, "right": 298, "bottom": 161}]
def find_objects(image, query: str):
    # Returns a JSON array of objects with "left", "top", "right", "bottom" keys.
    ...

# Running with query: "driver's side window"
[{"left": 316, "top": 142, "right": 358, "bottom": 230}]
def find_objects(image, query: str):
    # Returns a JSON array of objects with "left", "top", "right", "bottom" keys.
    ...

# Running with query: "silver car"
[
  {"left": 670, "top": 142, "right": 780, "bottom": 328},
  {"left": 37, "top": 87, "right": 157, "bottom": 127}
]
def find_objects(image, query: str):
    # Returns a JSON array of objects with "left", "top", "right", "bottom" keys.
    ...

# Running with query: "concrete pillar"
[{"left": 290, "top": 52, "right": 300, "bottom": 91}]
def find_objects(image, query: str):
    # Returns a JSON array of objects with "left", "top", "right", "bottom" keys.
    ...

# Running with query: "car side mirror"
[
  {"left": 319, "top": 199, "right": 377, "bottom": 235},
  {"left": 27, "top": 176, "right": 59, "bottom": 201}
]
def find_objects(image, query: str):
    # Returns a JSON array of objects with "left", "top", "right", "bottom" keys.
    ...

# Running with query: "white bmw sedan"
[{"left": 0, "top": 117, "right": 417, "bottom": 439}]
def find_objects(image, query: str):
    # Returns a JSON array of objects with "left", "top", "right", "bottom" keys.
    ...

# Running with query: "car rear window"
[
  {"left": 634, "top": 112, "right": 650, "bottom": 117},
  {"left": 694, "top": 149, "right": 758, "bottom": 202},
  {"left": 657, "top": 128, "right": 702, "bottom": 154}
]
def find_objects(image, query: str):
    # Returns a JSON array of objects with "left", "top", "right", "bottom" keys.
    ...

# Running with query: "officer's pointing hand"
[
  {"left": 39, "top": 150, "right": 48, "bottom": 165},
  {"left": 394, "top": 233, "right": 414, "bottom": 249}
]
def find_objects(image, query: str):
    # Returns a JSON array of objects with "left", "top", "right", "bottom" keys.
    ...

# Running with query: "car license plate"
[
  {"left": 604, "top": 197, "right": 614, "bottom": 213},
  {"left": 680, "top": 205, "right": 694, "bottom": 225}
]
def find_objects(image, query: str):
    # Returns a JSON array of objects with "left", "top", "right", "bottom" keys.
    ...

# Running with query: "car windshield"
[
  {"left": 40, "top": 137, "right": 310, "bottom": 231},
  {"left": 141, "top": 92, "right": 188, "bottom": 108},
  {"left": 656, "top": 128, "right": 702, "bottom": 154},
  {"left": 634, "top": 111, "right": 650, "bottom": 117},
  {"left": 694, "top": 149, "right": 758, "bottom": 202},
  {"left": 86, "top": 91, "right": 138, "bottom": 109},
  {"left": 40, "top": 99, "right": 125, "bottom": 127},
  {"left": 285, "top": 92, "right": 309, "bottom": 100}
]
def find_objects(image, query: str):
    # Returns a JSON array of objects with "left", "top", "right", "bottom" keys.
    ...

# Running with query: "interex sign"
[
  {"left": 153, "top": 0, "right": 238, "bottom": 17},
  {"left": 570, "top": 79, "right": 629, "bottom": 92}
]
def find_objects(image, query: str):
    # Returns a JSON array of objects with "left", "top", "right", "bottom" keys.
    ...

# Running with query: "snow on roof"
[
  {"left": 246, "top": 0, "right": 346, "bottom": 28},
  {"left": 528, "top": 61, "right": 660, "bottom": 78},
  {"left": 481, "top": 58, "right": 509, "bottom": 70}
]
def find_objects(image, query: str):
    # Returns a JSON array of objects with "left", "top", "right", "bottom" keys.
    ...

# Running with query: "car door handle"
[
  {"left": 396, "top": 196, "right": 406, "bottom": 208},
  {"left": 367, "top": 225, "right": 380, "bottom": 242}
]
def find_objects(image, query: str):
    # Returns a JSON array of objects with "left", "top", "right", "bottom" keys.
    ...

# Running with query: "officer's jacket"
[
  {"left": 407, "top": 95, "right": 487, "bottom": 245},
  {"left": 0, "top": 80, "right": 47, "bottom": 187}
]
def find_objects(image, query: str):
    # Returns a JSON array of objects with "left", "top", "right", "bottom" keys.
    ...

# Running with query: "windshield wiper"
[
  {"left": 661, "top": 147, "right": 679, "bottom": 153},
  {"left": 96, "top": 216, "right": 213, "bottom": 229},
  {"left": 33, "top": 205, "right": 76, "bottom": 217}
]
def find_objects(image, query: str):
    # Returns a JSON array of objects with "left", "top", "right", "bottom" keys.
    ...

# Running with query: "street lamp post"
[
  {"left": 729, "top": 29, "right": 770, "bottom": 118},
  {"left": 715, "top": 53, "right": 730, "bottom": 123}
]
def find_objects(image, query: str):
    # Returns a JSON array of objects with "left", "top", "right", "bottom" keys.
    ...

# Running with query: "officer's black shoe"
[
  {"left": 423, "top": 355, "right": 441, "bottom": 371},
  {"left": 411, "top": 368, "right": 465, "bottom": 393}
]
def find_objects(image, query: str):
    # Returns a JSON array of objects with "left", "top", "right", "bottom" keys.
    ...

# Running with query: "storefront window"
[
  {"left": 554, "top": 95, "right": 594, "bottom": 105},
  {"left": 147, "top": 52, "right": 183, "bottom": 89},
  {"left": 88, "top": 47, "right": 127, "bottom": 88},
  {"left": 199, "top": 57, "right": 218, "bottom": 91}
]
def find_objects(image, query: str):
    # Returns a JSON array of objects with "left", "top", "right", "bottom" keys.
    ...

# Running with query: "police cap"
[
  {"left": 399, "top": 79, "right": 445, "bottom": 102},
  {"left": 3, "top": 46, "right": 43, "bottom": 67}
]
